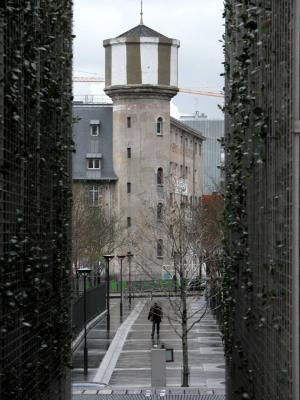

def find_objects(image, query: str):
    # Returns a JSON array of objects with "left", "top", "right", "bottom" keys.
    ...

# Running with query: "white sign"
[{"left": 173, "top": 177, "right": 188, "bottom": 195}]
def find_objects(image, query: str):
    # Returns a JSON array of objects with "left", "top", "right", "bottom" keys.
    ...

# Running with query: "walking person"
[{"left": 148, "top": 302, "right": 163, "bottom": 339}]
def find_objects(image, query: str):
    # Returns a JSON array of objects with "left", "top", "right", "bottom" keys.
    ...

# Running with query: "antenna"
[{"left": 140, "top": 0, "right": 144, "bottom": 25}]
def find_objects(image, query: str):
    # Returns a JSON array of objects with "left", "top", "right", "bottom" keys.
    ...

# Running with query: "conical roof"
[{"left": 117, "top": 24, "right": 168, "bottom": 39}]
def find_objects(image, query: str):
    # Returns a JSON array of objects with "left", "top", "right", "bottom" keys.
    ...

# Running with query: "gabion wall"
[
  {"left": 0, "top": 2, "right": 73, "bottom": 400},
  {"left": 223, "top": 1, "right": 297, "bottom": 399}
]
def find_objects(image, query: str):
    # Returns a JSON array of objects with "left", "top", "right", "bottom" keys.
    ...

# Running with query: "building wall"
[
  {"left": 0, "top": 2, "right": 72, "bottom": 400},
  {"left": 111, "top": 96, "right": 172, "bottom": 277},
  {"left": 73, "top": 104, "right": 116, "bottom": 181},
  {"left": 170, "top": 119, "right": 203, "bottom": 203},
  {"left": 180, "top": 114, "right": 224, "bottom": 194},
  {"left": 71, "top": 102, "right": 204, "bottom": 280},
  {"left": 223, "top": 1, "right": 298, "bottom": 399},
  {"left": 108, "top": 95, "right": 203, "bottom": 278}
]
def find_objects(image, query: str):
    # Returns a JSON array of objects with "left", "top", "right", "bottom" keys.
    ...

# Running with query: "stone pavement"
[{"left": 72, "top": 296, "right": 225, "bottom": 396}]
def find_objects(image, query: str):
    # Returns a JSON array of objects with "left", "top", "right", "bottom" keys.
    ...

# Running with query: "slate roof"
[{"left": 117, "top": 24, "right": 168, "bottom": 39}]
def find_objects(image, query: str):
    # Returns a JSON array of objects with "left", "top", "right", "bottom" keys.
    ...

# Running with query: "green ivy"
[{"left": 0, "top": 1, "right": 73, "bottom": 399}]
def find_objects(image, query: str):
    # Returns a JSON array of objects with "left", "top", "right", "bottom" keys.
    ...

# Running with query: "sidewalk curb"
[
  {"left": 72, "top": 309, "right": 107, "bottom": 353},
  {"left": 93, "top": 300, "right": 146, "bottom": 384}
]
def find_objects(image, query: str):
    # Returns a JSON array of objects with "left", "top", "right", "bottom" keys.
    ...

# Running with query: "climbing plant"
[
  {"left": 0, "top": 1, "right": 73, "bottom": 399},
  {"left": 222, "top": 1, "right": 294, "bottom": 399}
]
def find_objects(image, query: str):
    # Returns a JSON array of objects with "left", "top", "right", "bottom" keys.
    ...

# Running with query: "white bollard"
[{"left": 151, "top": 347, "right": 166, "bottom": 387}]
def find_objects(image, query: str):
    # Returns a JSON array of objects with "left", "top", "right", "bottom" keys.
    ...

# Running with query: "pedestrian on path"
[{"left": 148, "top": 302, "right": 163, "bottom": 338}]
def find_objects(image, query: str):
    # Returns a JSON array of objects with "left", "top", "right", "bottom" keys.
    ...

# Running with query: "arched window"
[
  {"left": 156, "top": 117, "right": 163, "bottom": 135},
  {"left": 157, "top": 239, "right": 163, "bottom": 258},
  {"left": 157, "top": 203, "right": 163, "bottom": 221},
  {"left": 157, "top": 168, "right": 163, "bottom": 185}
]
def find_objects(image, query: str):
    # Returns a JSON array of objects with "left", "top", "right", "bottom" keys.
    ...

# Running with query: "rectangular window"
[
  {"left": 185, "top": 166, "right": 188, "bottom": 176},
  {"left": 127, "top": 117, "right": 131, "bottom": 128},
  {"left": 90, "top": 124, "right": 100, "bottom": 136},
  {"left": 180, "top": 165, "right": 183, "bottom": 177},
  {"left": 157, "top": 239, "right": 163, "bottom": 258},
  {"left": 127, "top": 182, "right": 131, "bottom": 193},
  {"left": 87, "top": 159, "right": 100, "bottom": 169},
  {"left": 127, "top": 147, "right": 131, "bottom": 158},
  {"left": 88, "top": 186, "right": 99, "bottom": 206},
  {"left": 127, "top": 217, "right": 131, "bottom": 228}
]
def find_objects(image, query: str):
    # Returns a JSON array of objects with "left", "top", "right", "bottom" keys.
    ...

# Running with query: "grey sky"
[{"left": 73, "top": 0, "right": 224, "bottom": 118}]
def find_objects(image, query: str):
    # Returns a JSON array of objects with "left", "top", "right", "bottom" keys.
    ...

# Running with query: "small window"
[
  {"left": 185, "top": 166, "right": 188, "bottom": 177},
  {"left": 90, "top": 124, "right": 100, "bottom": 136},
  {"left": 180, "top": 165, "right": 183, "bottom": 177},
  {"left": 170, "top": 193, "right": 173, "bottom": 204},
  {"left": 88, "top": 186, "right": 99, "bottom": 206},
  {"left": 127, "top": 182, "right": 131, "bottom": 193},
  {"left": 157, "top": 168, "right": 163, "bottom": 185},
  {"left": 199, "top": 143, "right": 201, "bottom": 155},
  {"left": 157, "top": 239, "right": 163, "bottom": 258},
  {"left": 127, "top": 217, "right": 131, "bottom": 228},
  {"left": 127, "top": 117, "right": 131, "bottom": 128},
  {"left": 127, "top": 148, "right": 131, "bottom": 159},
  {"left": 87, "top": 159, "right": 100, "bottom": 169},
  {"left": 157, "top": 203, "right": 163, "bottom": 221},
  {"left": 156, "top": 117, "right": 163, "bottom": 135}
]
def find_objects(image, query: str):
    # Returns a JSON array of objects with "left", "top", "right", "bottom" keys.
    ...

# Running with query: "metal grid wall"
[
  {"left": 224, "top": 1, "right": 296, "bottom": 399},
  {"left": 0, "top": 2, "right": 72, "bottom": 400}
]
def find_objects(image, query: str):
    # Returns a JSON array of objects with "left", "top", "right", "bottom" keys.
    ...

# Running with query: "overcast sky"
[{"left": 73, "top": 0, "right": 224, "bottom": 119}]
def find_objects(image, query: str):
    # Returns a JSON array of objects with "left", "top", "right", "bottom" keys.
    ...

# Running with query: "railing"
[
  {"left": 72, "top": 284, "right": 106, "bottom": 337},
  {"left": 109, "top": 279, "right": 177, "bottom": 292},
  {"left": 73, "top": 94, "right": 112, "bottom": 104}
]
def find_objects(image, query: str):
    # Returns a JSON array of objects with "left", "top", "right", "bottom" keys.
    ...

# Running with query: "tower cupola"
[{"left": 103, "top": 24, "right": 180, "bottom": 99}]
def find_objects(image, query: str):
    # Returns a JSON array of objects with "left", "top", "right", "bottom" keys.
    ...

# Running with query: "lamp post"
[
  {"left": 77, "top": 267, "right": 92, "bottom": 376},
  {"left": 117, "top": 255, "right": 126, "bottom": 316},
  {"left": 127, "top": 252, "right": 133, "bottom": 306},
  {"left": 103, "top": 255, "right": 114, "bottom": 331}
]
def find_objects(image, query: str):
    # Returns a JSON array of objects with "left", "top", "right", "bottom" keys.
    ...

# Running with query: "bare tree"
[
  {"left": 131, "top": 186, "right": 223, "bottom": 386},
  {"left": 72, "top": 184, "right": 125, "bottom": 273}
]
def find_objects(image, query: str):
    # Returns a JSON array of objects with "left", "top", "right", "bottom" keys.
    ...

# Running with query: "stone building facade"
[{"left": 72, "top": 23, "right": 204, "bottom": 279}]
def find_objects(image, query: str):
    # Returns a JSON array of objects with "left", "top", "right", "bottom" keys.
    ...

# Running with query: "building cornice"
[
  {"left": 104, "top": 84, "right": 178, "bottom": 101},
  {"left": 171, "top": 117, "right": 206, "bottom": 141}
]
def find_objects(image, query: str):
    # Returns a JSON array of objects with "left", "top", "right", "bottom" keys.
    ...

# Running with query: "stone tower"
[{"left": 103, "top": 23, "right": 180, "bottom": 278}]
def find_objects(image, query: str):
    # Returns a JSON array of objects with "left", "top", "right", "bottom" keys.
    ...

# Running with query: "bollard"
[{"left": 151, "top": 347, "right": 166, "bottom": 387}]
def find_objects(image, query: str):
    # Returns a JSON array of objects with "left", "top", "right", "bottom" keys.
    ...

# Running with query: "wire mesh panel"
[
  {"left": 223, "top": 1, "right": 296, "bottom": 399},
  {"left": 0, "top": 1, "right": 73, "bottom": 400}
]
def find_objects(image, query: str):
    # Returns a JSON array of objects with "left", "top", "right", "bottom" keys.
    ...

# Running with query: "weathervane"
[{"left": 140, "top": 0, "right": 144, "bottom": 25}]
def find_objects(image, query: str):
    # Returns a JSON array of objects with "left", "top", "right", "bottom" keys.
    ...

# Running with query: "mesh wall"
[
  {"left": 224, "top": 1, "right": 296, "bottom": 399},
  {"left": 0, "top": 1, "right": 72, "bottom": 400}
]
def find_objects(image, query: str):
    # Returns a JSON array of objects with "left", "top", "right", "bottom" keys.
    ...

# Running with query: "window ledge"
[{"left": 157, "top": 256, "right": 164, "bottom": 259}]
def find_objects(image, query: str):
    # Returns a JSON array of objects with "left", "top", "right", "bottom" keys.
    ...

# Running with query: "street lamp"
[
  {"left": 103, "top": 255, "right": 114, "bottom": 331},
  {"left": 77, "top": 267, "right": 92, "bottom": 376},
  {"left": 127, "top": 252, "right": 133, "bottom": 306},
  {"left": 117, "top": 255, "right": 126, "bottom": 316}
]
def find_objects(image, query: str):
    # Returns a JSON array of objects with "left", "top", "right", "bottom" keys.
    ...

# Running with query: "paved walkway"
[{"left": 72, "top": 296, "right": 225, "bottom": 395}]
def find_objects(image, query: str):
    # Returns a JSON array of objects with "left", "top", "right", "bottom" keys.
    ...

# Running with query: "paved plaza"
[{"left": 72, "top": 296, "right": 225, "bottom": 397}]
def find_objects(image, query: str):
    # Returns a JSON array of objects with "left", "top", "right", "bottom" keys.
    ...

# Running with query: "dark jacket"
[{"left": 148, "top": 304, "right": 163, "bottom": 322}]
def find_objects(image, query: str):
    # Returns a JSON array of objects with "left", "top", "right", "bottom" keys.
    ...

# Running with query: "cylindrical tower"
[{"left": 103, "top": 23, "right": 180, "bottom": 278}]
